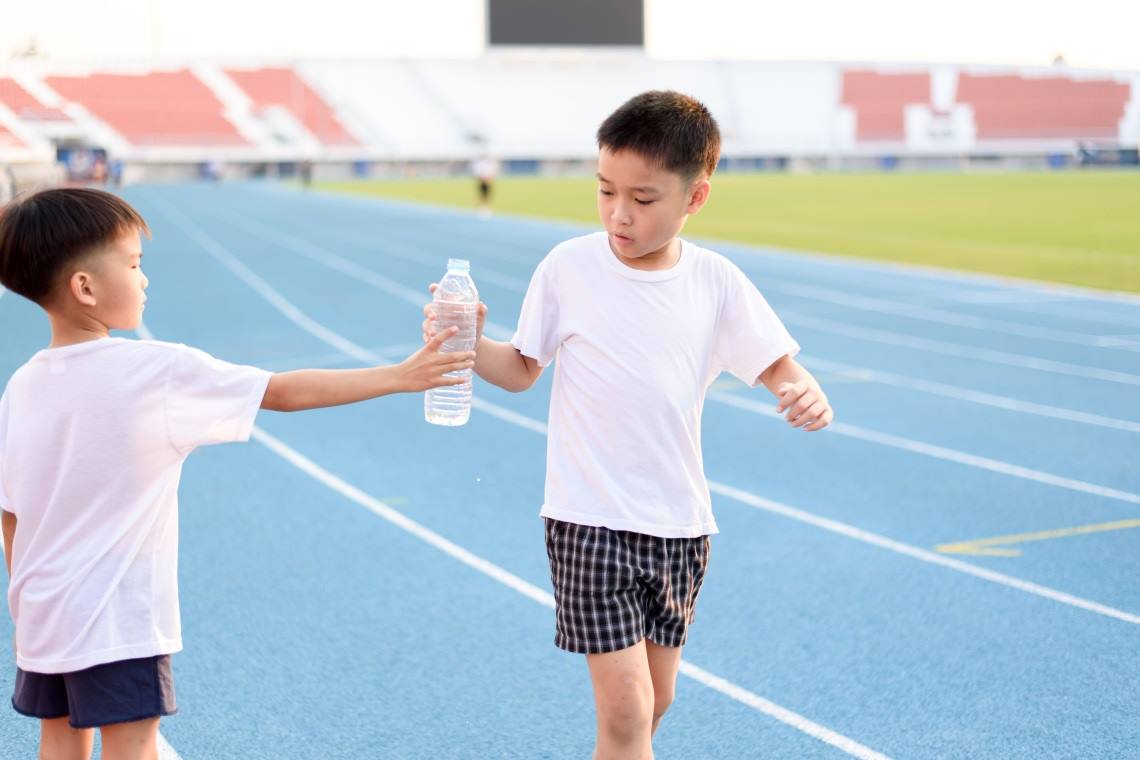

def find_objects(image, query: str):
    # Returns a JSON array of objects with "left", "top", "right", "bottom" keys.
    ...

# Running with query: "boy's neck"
[
  {"left": 47, "top": 309, "right": 112, "bottom": 348},
  {"left": 609, "top": 237, "right": 681, "bottom": 271}
]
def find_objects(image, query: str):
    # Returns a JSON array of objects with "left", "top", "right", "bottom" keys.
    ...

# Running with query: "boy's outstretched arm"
[
  {"left": 758, "top": 354, "right": 834, "bottom": 432},
  {"left": 422, "top": 287, "right": 543, "bottom": 393},
  {"left": 261, "top": 328, "right": 475, "bottom": 412},
  {"left": 472, "top": 336, "right": 543, "bottom": 393}
]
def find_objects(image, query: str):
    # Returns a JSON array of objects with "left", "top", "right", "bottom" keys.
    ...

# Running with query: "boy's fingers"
[
  {"left": 427, "top": 282, "right": 438, "bottom": 293},
  {"left": 790, "top": 393, "right": 815, "bottom": 419},
  {"left": 803, "top": 408, "right": 833, "bottom": 431},
  {"left": 776, "top": 382, "right": 810, "bottom": 413},
  {"left": 776, "top": 391, "right": 797, "bottom": 413},
  {"left": 805, "top": 405, "right": 834, "bottom": 430},
  {"left": 425, "top": 326, "right": 459, "bottom": 349},
  {"left": 775, "top": 382, "right": 800, "bottom": 412},
  {"left": 792, "top": 401, "right": 824, "bottom": 428}
]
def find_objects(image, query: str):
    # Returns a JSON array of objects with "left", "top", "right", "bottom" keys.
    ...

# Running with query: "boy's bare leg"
[
  {"left": 645, "top": 641, "right": 683, "bottom": 735},
  {"left": 39, "top": 717, "right": 93, "bottom": 760},
  {"left": 587, "top": 641, "right": 655, "bottom": 760},
  {"left": 100, "top": 717, "right": 159, "bottom": 760}
]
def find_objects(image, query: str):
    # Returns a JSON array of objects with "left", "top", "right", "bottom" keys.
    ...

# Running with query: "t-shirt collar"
[{"left": 599, "top": 233, "right": 691, "bottom": 282}]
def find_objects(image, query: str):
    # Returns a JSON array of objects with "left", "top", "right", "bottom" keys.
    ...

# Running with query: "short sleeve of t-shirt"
[
  {"left": 166, "top": 345, "right": 272, "bottom": 453},
  {"left": 0, "top": 390, "right": 10, "bottom": 514},
  {"left": 713, "top": 263, "right": 800, "bottom": 385},
  {"left": 511, "top": 256, "right": 561, "bottom": 367}
]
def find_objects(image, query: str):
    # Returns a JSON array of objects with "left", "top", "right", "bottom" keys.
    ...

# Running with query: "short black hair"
[
  {"left": 597, "top": 90, "right": 721, "bottom": 182},
  {"left": 0, "top": 188, "right": 149, "bottom": 304}
]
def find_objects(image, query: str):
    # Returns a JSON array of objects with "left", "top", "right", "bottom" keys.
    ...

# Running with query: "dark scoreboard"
[{"left": 488, "top": 0, "right": 644, "bottom": 46}]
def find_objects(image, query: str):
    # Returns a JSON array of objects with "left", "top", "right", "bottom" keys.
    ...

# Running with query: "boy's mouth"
[{"left": 612, "top": 232, "right": 634, "bottom": 244}]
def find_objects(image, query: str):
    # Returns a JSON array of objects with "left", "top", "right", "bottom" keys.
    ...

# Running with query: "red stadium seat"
[
  {"left": 45, "top": 70, "right": 247, "bottom": 146},
  {"left": 841, "top": 70, "right": 931, "bottom": 141},
  {"left": 224, "top": 67, "right": 358, "bottom": 146},
  {"left": 0, "top": 78, "right": 69, "bottom": 122},
  {"left": 0, "top": 124, "right": 24, "bottom": 147},
  {"left": 957, "top": 74, "right": 1129, "bottom": 139}
]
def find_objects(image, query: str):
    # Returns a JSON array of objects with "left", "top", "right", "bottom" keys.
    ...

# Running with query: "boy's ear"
[
  {"left": 686, "top": 179, "right": 711, "bottom": 215},
  {"left": 68, "top": 270, "right": 98, "bottom": 307}
]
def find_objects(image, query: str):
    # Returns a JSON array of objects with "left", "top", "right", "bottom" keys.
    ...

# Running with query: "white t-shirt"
[
  {"left": 0, "top": 338, "right": 271, "bottom": 674},
  {"left": 472, "top": 157, "right": 497, "bottom": 180},
  {"left": 511, "top": 232, "right": 799, "bottom": 538}
]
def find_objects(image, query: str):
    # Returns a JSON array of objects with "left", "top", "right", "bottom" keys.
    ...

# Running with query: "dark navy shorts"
[
  {"left": 12, "top": 654, "right": 177, "bottom": 728},
  {"left": 545, "top": 518, "right": 711, "bottom": 654}
]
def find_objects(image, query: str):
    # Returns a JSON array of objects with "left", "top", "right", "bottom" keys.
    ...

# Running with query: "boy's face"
[
  {"left": 596, "top": 148, "right": 710, "bottom": 269},
  {"left": 71, "top": 228, "right": 149, "bottom": 330}
]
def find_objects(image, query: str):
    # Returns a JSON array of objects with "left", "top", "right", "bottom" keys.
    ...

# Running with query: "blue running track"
[{"left": 2, "top": 182, "right": 1138, "bottom": 758}]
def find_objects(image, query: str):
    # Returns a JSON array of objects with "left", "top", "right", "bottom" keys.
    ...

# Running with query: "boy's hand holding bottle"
[{"left": 422, "top": 259, "right": 486, "bottom": 426}]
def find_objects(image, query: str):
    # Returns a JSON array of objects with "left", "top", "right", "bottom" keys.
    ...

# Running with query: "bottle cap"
[{"left": 447, "top": 258, "right": 471, "bottom": 273}]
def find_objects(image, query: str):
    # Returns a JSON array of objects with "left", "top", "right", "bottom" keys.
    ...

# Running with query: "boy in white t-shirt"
[
  {"left": 426, "top": 91, "right": 834, "bottom": 758},
  {"left": 0, "top": 188, "right": 474, "bottom": 759}
]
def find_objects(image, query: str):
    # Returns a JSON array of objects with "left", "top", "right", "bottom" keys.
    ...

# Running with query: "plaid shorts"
[{"left": 544, "top": 518, "right": 711, "bottom": 654}]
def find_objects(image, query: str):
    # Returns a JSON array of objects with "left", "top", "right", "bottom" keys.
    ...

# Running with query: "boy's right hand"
[
  {"left": 422, "top": 283, "right": 488, "bottom": 344},
  {"left": 396, "top": 327, "right": 476, "bottom": 391}
]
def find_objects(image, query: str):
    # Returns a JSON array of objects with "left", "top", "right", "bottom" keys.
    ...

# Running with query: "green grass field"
[{"left": 319, "top": 172, "right": 1140, "bottom": 293}]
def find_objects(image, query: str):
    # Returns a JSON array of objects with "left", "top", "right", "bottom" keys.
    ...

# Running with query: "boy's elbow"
[
  {"left": 509, "top": 366, "right": 543, "bottom": 393},
  {"left": 260, "top": 375, "right": 296, "bottom": 412},
  {"left": 505, "top": 377, "right": 537, "bottom": 393}
]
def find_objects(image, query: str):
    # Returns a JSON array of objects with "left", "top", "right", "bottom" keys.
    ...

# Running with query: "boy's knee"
[
  {"left": 600, "top": 704, "right": 653, "bottom": 744},
  {"left": 598, "top": 685, "right": 654, "bottom": 742}
]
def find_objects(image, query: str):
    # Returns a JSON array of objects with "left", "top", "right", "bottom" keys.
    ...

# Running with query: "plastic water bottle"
[{"left": 425, "top": 259, "right": 479, "bottom": 426}]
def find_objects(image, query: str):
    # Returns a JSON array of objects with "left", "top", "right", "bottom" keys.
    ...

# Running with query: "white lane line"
[
  {"left": 800, "top": 356, "right": 1140, "bottom": 434},
  {"left": 707, "top": 391, "right": 1140, "bottom": 508},
  {"left": 227, "top": 210, "right": 1140, "bottom": 429},
  {"left": 230, "top": 216, "right": 431, "bottom": 308},
  {"left": 782, "top": 311, "right": 1140, "bottom": 386},
  {"left": 312, "top": 224, "right": 534, "bottom": 292},
  {"left": 707, "top": 482, "right": 1140, "bottom": 627},
  {"left": 250, "top": 425, "right": 893, "bottom": 760},
  {"left": 218, "top": 210, "right": 1140, "bottom": 502},
  {"left": 175, "top": 220, "right": 1140, "bottom": 437},
  {"left": 252, "top": 215, "right": 1140, "bottom": 425},
  {"left": 155, "top": 204, "right": 1140, "bottom": 630},
  {"left": 939, "top": 289, "right": 1078, "bottom": 306},
  {"left": 153, "top": 204, "right": 901, "bottom": 755},
  {"left": 217, "top": 215, "right": 517, "bottom": 342},
  {"left": 1101, "top": 335, "right": 1140, "bottom": 349},
  {"left": 770, "top": 281, "right": 1138, "bottom": 351},
  {"left": 158, "top": 732, "right": 183, "bottom": 759}
]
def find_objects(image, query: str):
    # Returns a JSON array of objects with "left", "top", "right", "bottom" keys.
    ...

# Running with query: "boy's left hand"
[
  {"left": 422, "top": 283, "right": 488, "bottom": 344},
  {"left": 775, "top": 382, "right": 833, "bottom": 431}
]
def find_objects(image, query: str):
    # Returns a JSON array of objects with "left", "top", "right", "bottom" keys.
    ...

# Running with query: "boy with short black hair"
[
  {"left": 0, "top": 188, "right": 474, "bottom": 759},
  {"left": 427, "top": 90, "right": 833, "bottom": 758}
]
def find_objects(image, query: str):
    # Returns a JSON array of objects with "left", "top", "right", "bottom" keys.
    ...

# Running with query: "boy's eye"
[
  {"left": 598, "top": 189, "right": 614, "bottom": 196},
  {"left": 635, "top": 199, "right": 655, "bottom": 206}
]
